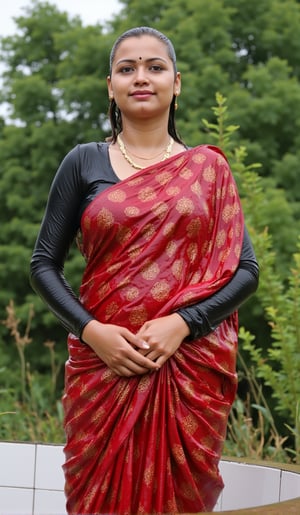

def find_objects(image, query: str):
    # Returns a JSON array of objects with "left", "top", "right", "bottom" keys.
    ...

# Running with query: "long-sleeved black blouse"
[{"left": 30, "top": 142, "right": 259, "bottom": 340}]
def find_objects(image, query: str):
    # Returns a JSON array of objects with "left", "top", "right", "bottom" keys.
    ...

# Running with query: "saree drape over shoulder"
[{"left": 63, "top": 145, "right": 244, "bottom": 514}]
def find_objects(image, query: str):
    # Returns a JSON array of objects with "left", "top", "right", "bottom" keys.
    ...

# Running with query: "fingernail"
[{"left": 141, "top": 341, "right": 150, "bottom": 349}]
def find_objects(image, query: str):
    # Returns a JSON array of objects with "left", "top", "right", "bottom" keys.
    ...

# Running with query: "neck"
[{"left": 120, "top": 118, "right": 171, "bottom": 149}]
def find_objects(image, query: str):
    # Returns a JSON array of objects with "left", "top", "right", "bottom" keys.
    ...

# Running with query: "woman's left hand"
[{"left": 136, "top": 313, "right": 190, "bottom": 368}]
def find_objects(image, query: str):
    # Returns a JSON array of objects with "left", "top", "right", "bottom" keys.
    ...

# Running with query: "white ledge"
[{"left": 0, "top": 442, "right": 299, "bottom": 514}]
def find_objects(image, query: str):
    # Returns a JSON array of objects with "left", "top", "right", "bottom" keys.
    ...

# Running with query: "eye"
[
  {"left": 119, "top": 66, "right": 135, "bottom": 73},
  {"left": 149, "top": 65, "right": 163, "bottom": 72}
]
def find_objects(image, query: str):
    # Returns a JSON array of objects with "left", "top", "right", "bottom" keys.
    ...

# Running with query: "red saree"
[{"left": 63, "top": 145, "right": 244, "bottom": 514}]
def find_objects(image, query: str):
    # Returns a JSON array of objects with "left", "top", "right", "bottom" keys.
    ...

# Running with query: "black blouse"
[{"left": 30, "top": 142, "right": 259, "bottom": 340}]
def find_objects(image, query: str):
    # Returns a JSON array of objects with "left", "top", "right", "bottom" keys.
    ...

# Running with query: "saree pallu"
[{"left": 63, "top": 145, "right": 244, "bottom": 514}]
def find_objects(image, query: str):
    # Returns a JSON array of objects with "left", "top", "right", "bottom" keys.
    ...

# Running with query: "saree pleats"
[{"left": 63, "top": 145, "right": 244, "bottom": 514}]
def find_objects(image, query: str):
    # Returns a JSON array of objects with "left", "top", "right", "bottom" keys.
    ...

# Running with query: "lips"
[{"left": 130, "top": 90, "right": 154, "bottom": 98}]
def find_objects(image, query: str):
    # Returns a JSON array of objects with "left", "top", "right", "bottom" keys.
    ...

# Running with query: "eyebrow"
[{"left": 115, "top": 57, "right": 168, "bottom": 66}]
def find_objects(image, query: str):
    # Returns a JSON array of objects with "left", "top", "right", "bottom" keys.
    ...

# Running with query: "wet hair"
[{"left": 107, "top": 27, "right": 184, "bottom": 144}]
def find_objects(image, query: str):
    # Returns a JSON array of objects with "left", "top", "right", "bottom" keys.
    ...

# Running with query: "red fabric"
[{"left": 62, "top": 145, "right": 244, "bottom": 514}]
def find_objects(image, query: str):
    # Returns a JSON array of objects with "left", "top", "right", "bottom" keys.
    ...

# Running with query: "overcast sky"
[{"left": 0, "top": 0, "right": 121, "bottom": 37}]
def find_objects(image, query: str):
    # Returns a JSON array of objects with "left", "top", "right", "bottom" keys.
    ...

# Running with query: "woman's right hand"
[{"left": 81, "top": 319, "right": 160, "bottom": 377}]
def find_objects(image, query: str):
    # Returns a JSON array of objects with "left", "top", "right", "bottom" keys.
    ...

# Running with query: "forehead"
[{"left": 112, "top": 35, "right": 170, "bottom": 64}]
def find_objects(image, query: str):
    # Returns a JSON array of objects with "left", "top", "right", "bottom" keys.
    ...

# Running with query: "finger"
[
  {"left": 115, "top": 361, "right": 151, "bottom": 376},
  {"left": 139, "top": 349, "right": 161, "bottom": 362},
  {"left": 122, "top": 328, "right": 150, "bottom": 350},
  {"left": 153, "top": 355, "right": 168, "bottom": 368},
  {"left": 128, "top": 349, "right": 160, "bottom": 371}
]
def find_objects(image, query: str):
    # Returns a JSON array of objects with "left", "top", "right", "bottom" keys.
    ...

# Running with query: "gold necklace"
[{"left": 117, "top": 134, "right": 174, "bottom": 170}]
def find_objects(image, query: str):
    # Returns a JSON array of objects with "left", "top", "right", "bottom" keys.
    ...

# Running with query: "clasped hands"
[{"left": 81, "top": 313, "right": 190, "bottom": 377}]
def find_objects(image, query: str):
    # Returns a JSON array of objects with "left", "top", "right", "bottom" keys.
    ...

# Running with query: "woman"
[{"left": 30, "top": 27, "right": 259, "bottom": 514}]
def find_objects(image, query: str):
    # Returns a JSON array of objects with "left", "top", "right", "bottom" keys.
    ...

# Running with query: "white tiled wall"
[
  {"left": 0, "top": 442, "right": 66, "bottom": 515},
  {"left": 0, "top": 442, "right": 299, "bottom": 514}
]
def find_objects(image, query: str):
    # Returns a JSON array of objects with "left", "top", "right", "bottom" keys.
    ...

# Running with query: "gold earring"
[{"left": 174, "top": 93, "right": 179, "bottom": 110}]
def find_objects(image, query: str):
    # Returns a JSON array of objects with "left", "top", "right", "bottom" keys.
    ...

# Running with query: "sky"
[{"left": 0, "top": 0, "right": 122, "bottom": 37}]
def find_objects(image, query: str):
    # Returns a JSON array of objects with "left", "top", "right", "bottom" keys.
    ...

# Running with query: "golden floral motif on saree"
[
  {"left": 107, "top": 188, "right": 127, "bottom": 202},
  {"left": 174, "top": 155, "right": 186, "bottom": 167},
  {"left": 71, "top": 430, "right": 86, "bottom": 445},
  {"left": 191, "top": 271, "right": 201, "bottom": 284},
  {"left": 138, "top": 186, "right": 157, "bottom": 202},
  {"left": 216, "top": 185, "right": 226, "bottom": 200},
  {"left": 151, "top": 200, "right": 168, "bottom": 219},
  {"left": 143, "top": 463, "right": 155, "bottom": 487},
  {"left": 115, "top": 382, "right": 131, "bottom": 404},
  {"left": 82, "top": 214, "right": 91, "bottom": 230},
  {"left": 182, "top": 291, "right": 197, "bottom": 303},
  {"left": 216, "top": 153, "right": 228, "bottom": 166},
  {"left": 97, "top": 282, "right": 110, "bottom": 300},
  {"left": 187, "top": 242, "right": 198, "bottom": 263},
  {"left": 116, "top": 275, "right": 131, "bottom": 289},
  {"left": 136, "top": 374, "right": 151, "bottom": 393},
  {"left": 181, "top": 481, "right": 198, "bottom": 501},
  {"left": 181, "top": 413, "right": 198, "bottom": 435},
  {"left": 104, "top": 301, "right": 119, "bottom": 320},
  {"left": 163, "top": 221, "right": 176, "bottom": 237},
  {"left": 91, "top": 406, "right": 106, "bottom": 424},
  {"left": 125, "top": 287, "right": 139, "bottom": 301},
  {"left": 127, "top": 175, "right": 144, "bottom": 186},
  {"left": 141, "top": 222, "right": 156, "bottom": 240},
  {"left": 222, "top": 201, "right": 240, "bottom": 223},
  {"left": 129, "top": 305, "right": 148, "bottom": 326},
  {"left": 166, "top": 185, "right": 181, "bottom": 196},
  {"left": 219, "top": 247, "right": 231, "bottom": 264},
  {"left": 191, "top": 447, "right": 208, "bottom": 464},
  {"left": 166, "top": 240, "right": 178, "bottom": 257},
  {"left": 116, "top": 225, "right": 132, "bottom": 244},
  {"left": 203, "top": 164, "right": 216, "bottom": 182},
  {"left": 176, "top": 197, "right": 195, "bottom": 215},
  {"left": 192, "top": 152, "right": 207, "bottom": 164},
  {"left": 128, "top": 244, "right": 143, "bottom": 259},
  {"left": 191, "top": 180, "right": 202, "bottom": 196},
  {"left": 203, "top": 268, "right": 213, "bottom": 281},
  {"left": 141, "top": 261, "right": 160, "bottom": 280},
  {"left": 155, "top": 170, "right": 173, "bottom": 185},
  {"left": 183, "top": 380, "right": 196, "bottom": 399},
  {"left": 234, "top": 243, "right": 242, "bottom": 258},
  {"left": 172, "top": 259, "right": 184, "bottom": 280},
  {"left": 100, "top": 476, "right": 110, "bottom": 494},
  {"left": 124, "top": 205, "right": 140, "bottom": 217},
  {"left": 172, "top": 443, "right": 186, "bottom": 464},
  {"left": 151, "top": 280, "right": 171, "bottom": 301},
  {"left": 179, "top": 166, "right": 193, "bottom": 179},
  {"left": 200, "top": 239, "right": 209, "bottom": 257},
  {"left": 202, "top": 433, "right": 219, "bottom": 448},
  {"left": 186, "top": 218, "right": 202, "bottom": 238},
  {"left": 228, "top": 182, "right": 237, "bottom": 196},
  {"left": 96, "top": 207, "right": 114, "bottom": 228},
  {"left": 107, "top": 262, "right": 122, "bottom": 275},
  {"left": 216, "top": 229, "right": 226, "bottom": 248}
]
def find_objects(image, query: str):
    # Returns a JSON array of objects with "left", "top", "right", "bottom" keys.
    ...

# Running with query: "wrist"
[
  {"left": 171, "top": 313, "right": 190, "bottom": 339},
  {"left": 81, "top": 319, "right": 102, "bottom": 346}
]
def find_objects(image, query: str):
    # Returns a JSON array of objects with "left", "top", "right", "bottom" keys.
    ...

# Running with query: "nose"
[{"left": 134, "top": 65, "right": 149, "bottom": 85}]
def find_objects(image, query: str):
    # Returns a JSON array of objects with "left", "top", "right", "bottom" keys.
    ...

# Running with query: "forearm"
[{"left": 30, "top": 258, "right": 94, "bottom": 338}]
